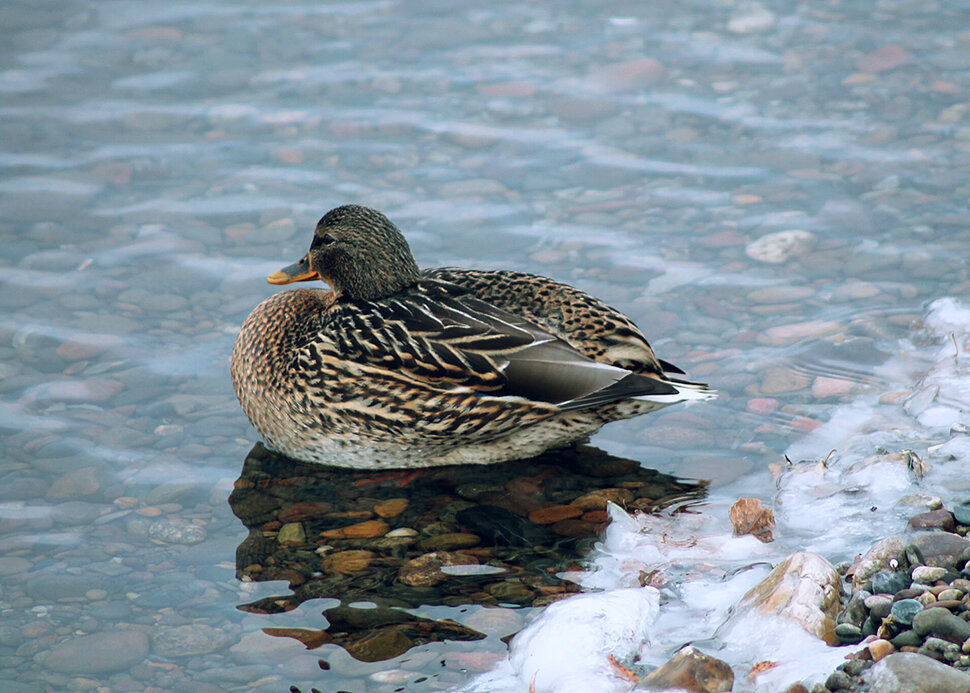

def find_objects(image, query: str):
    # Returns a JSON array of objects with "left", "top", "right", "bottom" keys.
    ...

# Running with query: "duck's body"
[{"left": 231, "top": 206, "right": 713, "bottom": 469}]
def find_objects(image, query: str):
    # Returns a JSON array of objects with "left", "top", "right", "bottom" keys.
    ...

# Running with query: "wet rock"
[
  {"left": 912, "top": 566, "right": 947, "bottom": 584},
  {"left": 745, "top": 229, "right": 815, "bottom": 264},
  {"left": 871, "top": 570, "right": 911, "bottom": 595},
  {"left": 148, "top": 518, "right": 206, "bottom": 544},
  {"left": 913, "top": 608, "right": 970, "bottom": 644},
  {"left": 835, "top": 623, "right": 864, "bottom": 644},
  {"left": 321, "top": 550, "right": 375, "bottom": 575},
  {"left": 320, "top": 520, "right": 389, "bottom": 539},
  {"left": 738, "top": 551, "right": 841, "bottom": 644},
  {"left": 909, "top": 510, "right": 956, "bottom": 532},
  {"left": 638, "top": 645, "right": 733, "bottom": 692},
  {"left": 570, "top": 488, "right": 634, "bottom": 511},
  {"left": 890, "top": 599, "right": 923, "bottom": 626},
  {"left": 951, "top": 501, "right": 970, "bottom": 526},
  {"left": 374, "top": 498, "right": 408, "bottom": 518},
  {"left": 890, "top": 629, "right": 922, "bottom": 648},
  {"left": 419, "top": 533, "right": 480, "bottom": 551},
  {"left": 528, "top": 505, "right": 583, "bottom": 525},
  {"left": 46, "top": 466, "right": 102, "bottom": 499},
  {"left": 45, "top": 631, "right": 149, "bottom": 674},
  {"left": 825, "top": 669, "right": 853, "bottom": 690},
  {"left": 838, "top": 590, "right": 868, "bottom": 628},
  {"left": 277, "top": 522, "right": 305, "bottom": 544},
  {"left": 910, "top": 533, "right": 970, "bottom": 569},
  {"left": 864, "top": 593, "right": 892, "bottom": 621},
  {"left": 868, "top": 638, "right": 894, "bottom": 662},
  {"left": 0, "top": 557, "right": 31, "bottom": 576},
  {"left": 27, "top": 574, "right": 102, "bottom": 601},
  {"left": 728, "top": 497, "right": 775, "bottom": 542},
  {"left": 278, "top": 501, "right": 333, "bottom": 523},
  {"left": 398, "top": 552, "right": 478, "bottom": 587},
  {"left": 151, "top": 624, "right": 235, "bottom": 657}
]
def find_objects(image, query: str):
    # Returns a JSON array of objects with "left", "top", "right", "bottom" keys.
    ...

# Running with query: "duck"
[{"left": 230, "top": 205, "right": 713, "bottom": 469}]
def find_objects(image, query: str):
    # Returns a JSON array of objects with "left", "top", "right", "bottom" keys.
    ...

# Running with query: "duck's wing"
[
  {"left": 312, "top": 281, "right": 679, "bottom": 409},
  {"left": 423, "top": 268, "right": 675, "bottom": 377}
]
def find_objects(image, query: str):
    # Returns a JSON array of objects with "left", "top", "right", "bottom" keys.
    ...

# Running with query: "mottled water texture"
[{"left": 1, "top": 0, "right": 969, "bottom": 691}]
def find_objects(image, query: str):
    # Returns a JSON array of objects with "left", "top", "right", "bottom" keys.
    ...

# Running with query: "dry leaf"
[
  {"left": 729, "top": 497, "right": 775, "bottom": 543},
  {"left": 748, "top": 660, "right": 779, "bottom": 681}
]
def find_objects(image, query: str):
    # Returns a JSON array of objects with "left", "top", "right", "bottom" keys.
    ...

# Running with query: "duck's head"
[{"left": 267, "top": 205, "right": 420, "bottom": 301}]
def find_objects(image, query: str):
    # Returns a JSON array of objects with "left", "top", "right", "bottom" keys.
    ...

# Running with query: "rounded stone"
[
  {"left": 890, "top": 599, "right": 923, "bottom": 626},
  {"left": 45, "top": 631, "right": 149, "bottom": 674},
  {"left": 835, "top": 622, "right": 864, "bottom": 643},
  {"left": 951, "top": 501, "right": 970, "bottom": 526},
  {"left": 913, "top": 566, "right": 947, "bottom": 584},
  {"left": 151, "top": 624, "right": 235, "bottom": 657},
  {"left": 865, "top": 594, "right": 893, "bottom": 621},
  {"left": 872, "top": 570, "right": 911, "bottom": 594},
  {"left": 912, "top": 607, "right": 970, "bottom": 644}
]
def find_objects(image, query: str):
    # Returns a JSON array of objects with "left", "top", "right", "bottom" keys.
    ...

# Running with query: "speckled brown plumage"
[{"left": 231, "top": 205, "right": 714, "bottom": 469}]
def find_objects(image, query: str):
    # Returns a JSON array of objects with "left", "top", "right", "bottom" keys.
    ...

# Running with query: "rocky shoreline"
[{"left": 636, "top": 496, "right": 970, "bottom": 693}]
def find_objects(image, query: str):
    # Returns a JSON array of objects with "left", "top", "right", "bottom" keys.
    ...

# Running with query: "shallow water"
[{"left": 2, "top": 0, "right": 969, "bottom": 691}]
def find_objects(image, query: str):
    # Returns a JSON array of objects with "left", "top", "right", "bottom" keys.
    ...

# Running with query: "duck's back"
[{"left": 424, "top": 268, "right": 669, "bottom": 377}]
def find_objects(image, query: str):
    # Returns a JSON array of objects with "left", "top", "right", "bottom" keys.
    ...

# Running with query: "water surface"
[{"left": 2, "top": 0, "right": 969, "bottom": 691}]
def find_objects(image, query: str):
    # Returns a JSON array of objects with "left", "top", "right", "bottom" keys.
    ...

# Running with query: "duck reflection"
[{"left": 229, "top": 442, "right": 706, "bottom": 664}]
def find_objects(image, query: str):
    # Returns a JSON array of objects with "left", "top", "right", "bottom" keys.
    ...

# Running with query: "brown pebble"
[
  {"left": 321, "top": 550, "right": 375, "bottom": 575},
  {"left": 867, "top": 638, "right": 894, "bottom": 662},
  {"left": 581, "top": 510, "right": 609, "bottom": 524},
  {"left": 908, "top": 509, "right": 956, "bottom": 532},
  {"left": 321, "top": 520, "right": 389, "bottom": 539},
  {"left": 398, "top": 551, "right": 478, "bottom": 587},
  {"left": 279, "top": 501, "right": 333, "bottom": 523},
  {"left": 528, "top": 505, "right": 583, "bottom": 525},
  {"left": 927, "top": 600, "right": 965, "bottom": 611},
  {"left": 571, "top": 488, "right": 634, "bottom": 511},
  {"left": 419, "top": 533, "right": 481, "bottom": 551},
  {"left": 550, "top": 519, "right": 600, "bottom": 537},
  {"left": 374, "top": 498, "right": 409, "bottom": 518}
]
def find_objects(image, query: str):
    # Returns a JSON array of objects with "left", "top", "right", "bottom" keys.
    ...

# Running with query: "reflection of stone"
[
  {"left": 738, "top": 551, "right": 841, "bottom": 645},
  {"left": 638, "top": 645, "right": 734, "bottom": 692},
  {"left": 229, "top": 442, "right": 707, "bottom": 663}
]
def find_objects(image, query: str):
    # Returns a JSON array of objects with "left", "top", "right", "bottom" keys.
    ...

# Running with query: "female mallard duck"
[{"left": 231, "top": 205, "right": 713, "bottom": 469}]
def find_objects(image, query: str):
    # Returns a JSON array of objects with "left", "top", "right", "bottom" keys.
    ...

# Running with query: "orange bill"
[{"left": 267, "top": 255, "right": 318, "bottom": 285}]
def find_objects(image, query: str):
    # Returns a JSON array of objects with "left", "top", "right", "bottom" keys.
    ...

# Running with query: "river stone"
[
  {"left": 738, "top": 551, "right": 841, "bottom": 644},
  {"left": 864, "top": 652, "right": 970, "bottom": 692},
  {"left": 45, "top": 631, "right": 149, "bottom": 674},
  {"left": 27, "top": 574, "right": 102, "bottom": 601},
  {"left": 745, "top": 230, "right": 816, "bottom": 264},
  {"left": 952, "top": 501, "right": 970, "bottom": 526},
  {"left": 909, "top": 510, "right": 956, "bottom": 532},
  {"left": 912, "top": 608, "right": 970, "bottom": 644},
  {"left": 912, "top": 566, "right": 947, "bottom": 584},
  {"left": 890, "top": 599, "right": 923, "bottom": 626},
  {"left": 872, "top": 570, "right": 911, "bottom": 595},
  {"left": 835, "top": 623, "right": 864, "bottom": 644},
  {"left": 151, "top": 624, "right": 235, "bottom": 657},
  {"left": 910, "top": 533, "right": 970, "bottom": 569},
  {"left": 853, "top": 536, "right": 907, "bottom": 591},
  {"left": 637, "top": 644, "right": 734, "bottom": 692},
  {"left": 147, "top": 518, "right": 206, "bottom": 544},
  {"left": 865, "top": 594, "right": 893, "bottom": 621}
]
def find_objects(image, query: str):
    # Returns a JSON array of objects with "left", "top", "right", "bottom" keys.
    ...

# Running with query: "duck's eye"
[{"left": 320, "top": 232, "right": 337, "bottom": 245}]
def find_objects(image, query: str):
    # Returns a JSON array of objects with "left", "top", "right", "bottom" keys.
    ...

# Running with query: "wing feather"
[{"left": 311, "top": 280, "right": 675, "bottom": 408}]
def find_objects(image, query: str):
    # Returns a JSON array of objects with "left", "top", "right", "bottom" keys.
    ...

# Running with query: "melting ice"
[{"left": 462, "top": 297, "right": 970, "bottom": 692}]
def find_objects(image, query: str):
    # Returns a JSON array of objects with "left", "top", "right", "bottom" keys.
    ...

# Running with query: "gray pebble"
[
  {"left": 890, "top": 599, "right": 923, "bottom": 626},
  {"left": 913, "top": 607, "right": 970, "bottom": 644}
]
